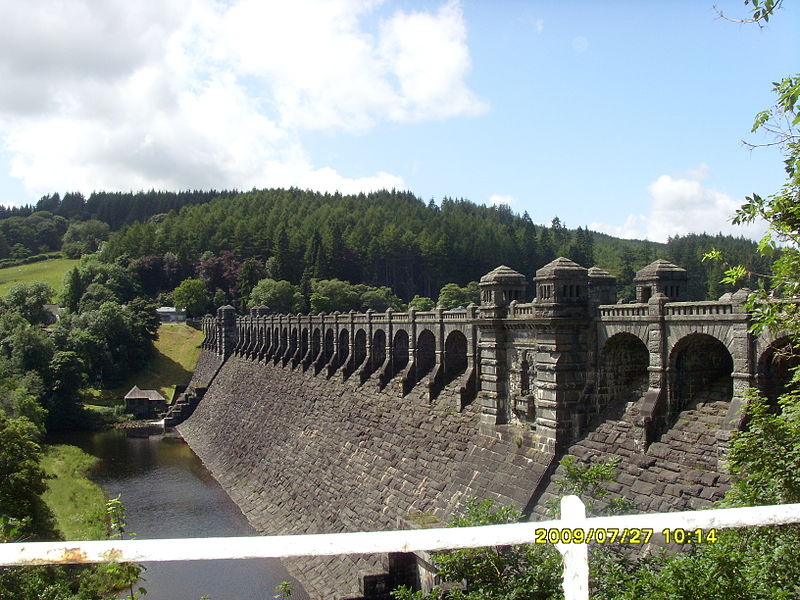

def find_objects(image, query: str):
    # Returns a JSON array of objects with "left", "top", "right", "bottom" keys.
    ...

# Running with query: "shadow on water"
[{"left": 49, "top": 429, "right": 308, "bottom": 600}]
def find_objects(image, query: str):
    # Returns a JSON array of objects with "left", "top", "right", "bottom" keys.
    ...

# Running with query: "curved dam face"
[
  {"left": 178, "top": 351, "right": 554, "bottom": 599},
  {"left": 177, "top": 257, "right": 779, "bottom": 598}
]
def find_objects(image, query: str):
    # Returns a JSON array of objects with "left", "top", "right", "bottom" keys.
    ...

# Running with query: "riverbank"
[
  {"left": 44, "top": 428, "right": 306, "bottom": 599},
  {"left": 40, "top": 444, "right": 108, "bottom": 541}
]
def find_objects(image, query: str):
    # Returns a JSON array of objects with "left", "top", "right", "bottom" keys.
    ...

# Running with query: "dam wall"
[
  {"left": 179, "top": 353, "right": 554, "bottom": 598},
  {"left": 175, "top": 258, "right": 794, "bottom": 598}
]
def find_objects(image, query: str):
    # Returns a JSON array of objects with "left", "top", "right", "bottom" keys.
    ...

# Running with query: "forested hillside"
[
  {"left": 0, "top": 190, "right": 238, "bottom": 260},
  {"left": 0, "top": 187, "right": 773, "bottom": 311},
  {"left": 97, "top": 188, "right": 770, "bottom": 304}
]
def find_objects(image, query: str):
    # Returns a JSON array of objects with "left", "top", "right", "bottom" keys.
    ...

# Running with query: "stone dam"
[{"left": 175, "top": 258, "right": 795, "bottom": 599}]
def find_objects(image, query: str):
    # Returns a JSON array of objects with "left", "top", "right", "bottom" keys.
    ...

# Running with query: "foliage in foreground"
[
  {"left": 392, "top": 499, "right": 562, "bottom": 600},
  {"left": 394, "top": 388, "right": 800, "bottom": 599}
]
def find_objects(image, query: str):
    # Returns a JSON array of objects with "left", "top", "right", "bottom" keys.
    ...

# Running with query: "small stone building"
[
  {"left": 124, "top": 386, "right": 167, "bottom": 419},
  {"left": 156, "top": 306, "right": 186, "bottom": 323}
]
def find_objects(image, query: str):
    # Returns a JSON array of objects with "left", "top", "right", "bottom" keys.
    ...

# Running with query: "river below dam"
[{"left": 51, "top": 428, "right": 308, "bottom": 600}]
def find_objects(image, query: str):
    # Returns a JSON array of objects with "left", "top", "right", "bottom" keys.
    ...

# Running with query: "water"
[{"left": 51, "top": 429, "right": 307, "bottom": 600}]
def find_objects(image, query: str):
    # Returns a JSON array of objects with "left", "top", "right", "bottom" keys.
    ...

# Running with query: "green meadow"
[
  {"left": 0, "top": 257, "right": 79, "bottom": 299},
  {"left": 87, "top": 322, "right": 204, "bottom": 407}
]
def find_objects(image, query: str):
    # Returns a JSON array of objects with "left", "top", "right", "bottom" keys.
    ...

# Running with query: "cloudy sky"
[{"left": 0, "top": 0, "right": 797, "bottom": 242}]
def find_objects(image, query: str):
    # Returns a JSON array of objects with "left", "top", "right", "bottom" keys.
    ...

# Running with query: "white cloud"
[
  {"left": 489, "top": 194, "right": 515, "bottom": 206},
  {"left": 590, "top": 166, "right": 767, "bottom": 242},
  {"left": 534, "top": 19, "right": 544, "bottom": 34},
  {"left": 0, "top": 0, "right": 484, "bottom": 200}
]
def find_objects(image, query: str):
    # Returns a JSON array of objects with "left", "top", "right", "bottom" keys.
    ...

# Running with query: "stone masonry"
[
  {"left": 177, "top": 258, "right": 795, "bottom": 599},
  {"left": 179, "top": 356, "right": 553, "bottom": 598}
]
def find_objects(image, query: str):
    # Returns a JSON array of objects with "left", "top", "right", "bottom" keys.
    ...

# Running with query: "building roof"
[
  {"left": 535, "top": 257, "right": 588, "bottom": 278},
  {"left": 634, "top": 259, "right": 687, "bottom": 281},
  {"left": 587, "top": 266, "right": 615, "bottom": 280},
  {"left": 479, "top": 265, "right": 526, "bottom": 285},
  {"left": 156, "top": 306, "right": 185, "bottom": 314},
  {"left": 124, "top": 386, "right": 165, "bottom": 401}
]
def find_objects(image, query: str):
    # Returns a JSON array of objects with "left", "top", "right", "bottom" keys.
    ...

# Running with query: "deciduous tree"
[{"left": 172, "top": 278, "right": 211, "bottom": 318}]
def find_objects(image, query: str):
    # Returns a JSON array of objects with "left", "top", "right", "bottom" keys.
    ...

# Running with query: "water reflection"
[{"left": 50, "top": 429, "right": 307, "bottom": 600}]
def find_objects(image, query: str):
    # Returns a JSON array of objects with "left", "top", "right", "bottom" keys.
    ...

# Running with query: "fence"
[{"left": 2, "top": 496, "right": 799, "bottom": 600}]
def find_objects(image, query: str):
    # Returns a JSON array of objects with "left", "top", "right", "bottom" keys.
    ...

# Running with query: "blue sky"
[{"left": 0, "top": 0, "right": 796, "bottom": 242}]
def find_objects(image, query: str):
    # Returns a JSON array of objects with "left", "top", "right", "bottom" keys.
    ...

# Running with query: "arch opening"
[
  {"left": 300, "top": 328, "right": 309, "bottom": 357},
  {"left": 311, "top": 328, "right": 321, "bottom": 360},
  {"left": 323, "top": 329, "right": 335, "bottom": 363},
  {"left": 371, "top": 329, "right": 387, "bottom": 374},
  {"left": 274, "top": 327, "right": 287, "bottom": 362},
  {"left": 758, "top": 338, "right": 800, "bottom": 406},
  {"left": 392, "top": 330, "right": 409, "bottom": 375},
  {"left": 416, "top": 329, "right": 436, "bottom": 381},
  {"left": 337, "top": 328, "right": 350, "bottom": 369},
  {"left": 670, "top": 333, "right": 733, "bottom": 421},
  {"left": 596, "top": 333, "right": 649, "bottom": 415},
  {"left": 444, "top": 331, "right": 468, "bottom": 383},
  {"left": 353, "top": 329, "right": 367, "bottom": 370}
]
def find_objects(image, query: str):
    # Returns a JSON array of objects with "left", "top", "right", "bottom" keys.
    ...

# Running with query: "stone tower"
[
  {"left": 477, "top": 265, "right": 527, "bottom": 426},
  {"left": 479, "top": 265, "right": 527, "bottom": 311},
  {"left": 634, "top": 259, "right": 688, "bottom": 303},
  {"left": 534, "top": 257, "right": 590, "bottom": 317}
]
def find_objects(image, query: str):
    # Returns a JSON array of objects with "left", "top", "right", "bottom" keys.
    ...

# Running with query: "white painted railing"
[{"left": 2, "top": 497, "right": 799, "bottom": 600}]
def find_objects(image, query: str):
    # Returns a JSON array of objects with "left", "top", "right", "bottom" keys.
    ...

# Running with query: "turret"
[
  {"left": 634, "top": 259, "right": 687, "bottom": 303},
  {"left": 479, "top": 265, "right": 527, "bottom": 311},
  {"left": 534, "top": 257, "right": 589, "bottom": 305}
]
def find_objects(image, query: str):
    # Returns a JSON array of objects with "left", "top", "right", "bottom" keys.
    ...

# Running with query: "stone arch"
[
  {"left": 289, "top": 327, "right": 298, "bottom": 355},
  {"left": 272, "top": 326, "right": 280, "bottom": 357},
  {"left": 444, "top": 330, "right": 468, "bottom": 383},
  {"left": 392, "top": 329, "right": 409, "bottom": 374},
  {"left": 757, "top": 336, "right": 799, "bottom": 405},
  {"left": 416, "top": 329, "right": 437, "bottom": 380},
  {"left": 337, "top": 328, "right": 350, "bottom": 369},
  {"left": 300, "top": 328, "right": 309, "bottom": 358},
  {"left": 596, "top": 333, "right": 649, "bottom": 415},
  {"left": 667, "top": 326, "right": 736, "bottom": 368},
  {"left": 323, "top": 328, "right": 335, "bottom": 363},
  {"left": 598, "top": 323, "right": 648, "bottom": 349},
  {"left": 669, "top": 333, "right": 733, "bottom": 421},
  {"left": 311, "top": 328, "right": 321, "bottom": 360},
  {"left": 353, "top": 328, "right": 367, "bottom": 370},
  {"left": 371, "top": 328, "right": 387, "bottom": 372}
]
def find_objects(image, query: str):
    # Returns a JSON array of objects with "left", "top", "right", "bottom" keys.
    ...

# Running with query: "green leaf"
[{"left": 721, "top": 265, "right": 748, "bottom": 285}]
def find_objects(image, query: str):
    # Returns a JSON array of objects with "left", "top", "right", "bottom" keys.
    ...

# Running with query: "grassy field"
[
  {"left": 0, "top": 257, "right": 79, "bottom": 298},
  {"left": 88, "top": 322, "right": 204, "bottom": 407},
  {"left": 40, "top": 444, "right": 108, "bottom": 541}
]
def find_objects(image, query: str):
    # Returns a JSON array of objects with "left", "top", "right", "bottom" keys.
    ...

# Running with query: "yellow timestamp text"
[
  {"left": 532, "top": 527, "right": 719, "bottom": 544},
  {"left": 661, "top": 527, "right": 718, "bottom": 544}
]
